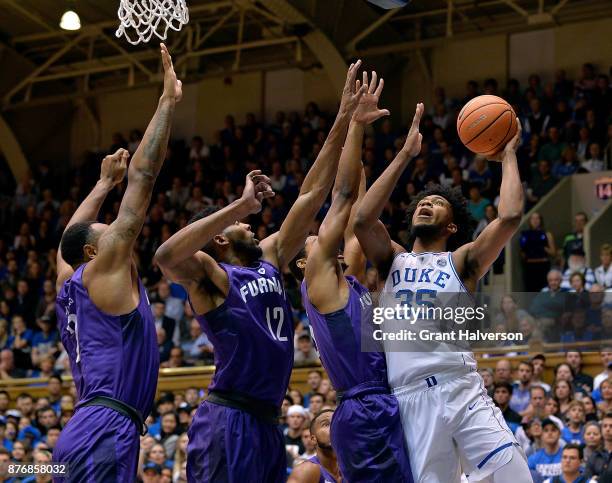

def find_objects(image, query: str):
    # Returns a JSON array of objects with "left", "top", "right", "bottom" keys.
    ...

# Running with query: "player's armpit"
[
  {"left": 287, "top": 461, "right": 322, "bottom": 483},
  {"left": 453, "top": 215, "right": 521, "bottom": 286}
]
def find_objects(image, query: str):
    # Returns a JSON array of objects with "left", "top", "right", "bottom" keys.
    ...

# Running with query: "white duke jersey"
[{"left": 381, "top": 251, "right": 477, "bottom": 389}]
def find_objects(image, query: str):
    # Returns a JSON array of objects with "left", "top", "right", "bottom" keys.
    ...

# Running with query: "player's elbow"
[
  {"left": 353, "top": 211, "right": 369, "bottom": 233},
  {"left": 153, "top": 245, "right": 172, "bottom": 268},
  {"left": 128, "top": 164, "right": 156, "bottom": 187}
]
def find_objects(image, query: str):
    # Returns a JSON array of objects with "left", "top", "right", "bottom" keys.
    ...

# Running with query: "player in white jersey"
[{"left": 354, "top": 103, "right": 532, "bottom": 483}]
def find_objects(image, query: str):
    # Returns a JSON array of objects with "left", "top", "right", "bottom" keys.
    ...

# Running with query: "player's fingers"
[
  {"left": 355, "top": 80, "right": 361, "bottom": 92},
  {"left": 369, "top": 71, "right": 377, "bottom": 94},
  {"left": 347, "top": 60, "right": 361, "bottom": 89},
  {"left": 252, "top": 174, "right": 270, "bottom": 184},
  {"left": 410, "top": 103, "right": 424, "bottom": 131},
  {"left": 256, "top": 192, "right": 264, "bottom": 202},
  {"left": 262, "top": 189, "right": 276, "bottom": 199},
  {"left": 374, "top": 78, "right": 385, "bottom": 97},
  {"left": 378, "top": 109, "right": 391, "bottom": 118},
  {"left": 355, "top": 84, "right": 367, "bottom": 101},
  {"left": 362, "top": 71, "right": 368, "bottom": 90},
  {"left": 247, "top": 170, "right": 262, "bottom": 179}
]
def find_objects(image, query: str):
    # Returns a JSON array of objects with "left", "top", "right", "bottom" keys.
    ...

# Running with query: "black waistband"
[
  {"left": 206, "top": 390, "right": 280, "bottom": 425},
  {"left": 80, "top": 396, "right": 147, "bottom": 436}
]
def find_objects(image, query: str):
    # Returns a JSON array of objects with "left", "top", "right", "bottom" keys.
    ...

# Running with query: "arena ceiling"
[{"left": 0, "top": 0, "right": 610, "bottom": 109}]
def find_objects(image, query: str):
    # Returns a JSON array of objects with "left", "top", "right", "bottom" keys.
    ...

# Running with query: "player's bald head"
[{"left": 60, "top": 221, "right": 107, "bottom": 268}]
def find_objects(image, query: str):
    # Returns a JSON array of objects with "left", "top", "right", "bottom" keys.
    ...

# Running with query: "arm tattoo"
[{"left": 142, "top": 102, "right": 174, "bottom": 169}]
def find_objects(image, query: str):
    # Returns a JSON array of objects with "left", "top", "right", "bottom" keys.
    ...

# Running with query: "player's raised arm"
[
  {"left": 354, "top": 103, "right": 424, "bottom": 276},
  {"left": 260, "top": 61, "right": 367, "bottom": 269},
  {"left": 56, "top": 151, "right": 127, "bottom": 291},
  {"left": 154, "top": 171, "right": 274, "bottom": 293},
  {"left": 91, "top": 44, "right": 181, "bottom": 272},
  {"left": 306, "top": 73, "right": 388, "bottom": 307},
  {"left": 454, "top": 120, "right": 524, "bottom": 286},
  {"left": 343, "top": 169, "right": 368, "bottom": 283}
]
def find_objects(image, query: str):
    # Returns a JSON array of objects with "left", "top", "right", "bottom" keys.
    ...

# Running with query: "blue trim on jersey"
[
  {"left": 407, "top": 251, "right": 447, "bottom": 256},
  {"left": 477, "top": 442, "right": 514, "bottom": 469}
]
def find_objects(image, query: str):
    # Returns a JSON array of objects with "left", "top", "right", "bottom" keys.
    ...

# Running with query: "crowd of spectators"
[
  {"left": 0, "top": 62, "right": 610, "bottom": 480},
  {"left": 476, "top": 350, "right": 612, "bottom": 482}
]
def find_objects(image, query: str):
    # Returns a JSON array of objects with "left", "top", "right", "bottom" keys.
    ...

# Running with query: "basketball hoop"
[{"left": 116, "top": 0, "right": 189, "bottom": 45}]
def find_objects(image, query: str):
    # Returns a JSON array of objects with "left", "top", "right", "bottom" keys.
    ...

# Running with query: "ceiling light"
[{"left": 60, "top": 10, "right": 81, "bottom": 31}]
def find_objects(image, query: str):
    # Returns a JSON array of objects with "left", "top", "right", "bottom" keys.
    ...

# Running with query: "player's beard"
[
  {"left": 410, "top": 221, "right": 444, "bottom": 242},
  {"left": 232, "top": 239, "right": 263, "bottom": 265}
]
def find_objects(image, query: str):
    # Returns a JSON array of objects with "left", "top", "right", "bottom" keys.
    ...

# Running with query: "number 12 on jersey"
[{"left": 266, "top": 306, "right": 288, "bottom": 341}]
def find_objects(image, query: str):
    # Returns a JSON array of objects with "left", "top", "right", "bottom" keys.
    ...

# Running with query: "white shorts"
[{"left": 394, "top": 369, "right": 519, "bottom": 482}]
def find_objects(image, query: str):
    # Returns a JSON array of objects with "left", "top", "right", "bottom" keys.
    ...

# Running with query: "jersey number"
[
  {"left": 266, "top": 306, "right": 288, "bottom": 342},
  {"left": 395, "top": 289, "right": 437, "bottom": 308},
  {"left": 67, "top": 313, "right": 82, "bottom": 363}
]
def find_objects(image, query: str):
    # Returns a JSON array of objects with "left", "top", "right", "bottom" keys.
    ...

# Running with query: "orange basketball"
[{"left": 457, "top": 95, "right": 517, "bottom": 156}]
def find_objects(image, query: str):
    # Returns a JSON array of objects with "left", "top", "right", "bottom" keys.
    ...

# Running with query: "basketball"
[{"left": 457, "top": 95, "right": 517, "bottom": 156}]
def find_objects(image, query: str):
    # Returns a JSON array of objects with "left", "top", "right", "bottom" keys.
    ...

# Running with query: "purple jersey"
[
  {"left": 308, "top": 456, "right": 338, "bottom": 483},
  {"left": 301, "top": 276, "right": 387, "bottom": 392},
  {"left": 193, "top": 260, "right": 294, "bottom": 407},
  {"left": 56, "top": 264, "right": 159, "bottom": 416}
]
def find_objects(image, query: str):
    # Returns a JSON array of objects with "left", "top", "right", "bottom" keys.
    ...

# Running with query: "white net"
[{"left": 116, "top": 0, "right": 189, "bottom": 45}]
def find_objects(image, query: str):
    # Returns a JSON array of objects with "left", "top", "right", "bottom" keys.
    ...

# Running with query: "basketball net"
[{"left": 116, "top": 0, "right": 189, "bottom": 45}]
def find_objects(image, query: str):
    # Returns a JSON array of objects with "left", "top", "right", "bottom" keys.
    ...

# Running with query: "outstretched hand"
[
  {"left": 400, "top": 103, "right": 424, "bottom": 158},
  {"left": 240, "top": 170, "right": 275, "bottom": 214},
  {"left": 352, "top": 71, "right": 390, "bottom": 125},
  {"left": 487, "top": 118, "right": 522, "bottom": 162},
  {"left": 338, "top": 60, "right": 367, "bottom": 117},
  {"left": 161, "top": 43, "right": 182, "bottom": 102},
  {"left": 100, "top": 148, "right": 129, "bottom": 187}
]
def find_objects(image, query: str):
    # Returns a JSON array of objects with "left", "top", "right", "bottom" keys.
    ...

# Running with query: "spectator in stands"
[
  {"left": 511, "top": 361, "right": 534, "bottom": 414},
  {"left": 181, "top": 319, "right": 213, "bottom": 365},
  {"left": 566, "top": 351, "right": 594, "bottom": 393},
  {"left": 494, "top": 359, "right": 513, "bottom": 385},
  {"left": 520, "top": 213, "right": 556, "bottom": 292},
  {"left": 595, "top": 348, "right": 612, "bottom": 390},
  {"left": 15, "top": 394, "right": 34, "bottom": 420},
  {"left": 284, "top": 405, "right": 306, "bottom": 459},
  {"left": 523, "top": 386, "right": 549, "bottom": 422},
  {"left": 562, "top": 213, "right": 588, "bottom": 262},
  {"left": 0, "top": 349, "right": 26, "bottom": 378},
  {"left": 157, "top": 327, "right": 173, "bottom": 364},
  {"left": 152, "top": 301, "right": 177, "bottom": 347},
  {"left": 158, "top": 411, "right": 179, "bottom": 458},
  {"left": 530, "top": 354, "right": 551, "bottom": 393},
  {"left": 598, "top": 378, "right": 612, "bottom": 414},
  {"left": 528, "top": 419, "right": 563, "bottom": 480},
  {"left": 552, "top": 380, "right": 574, "bottom": 415},
  {"left": 307, "top": 393, "right": 324, "bottom": 420},
  {"left": 595, "top": 244, "right": 612, "bottom": 289},
  {"left": 561, "top": 248, "right": 595, "bottom": 291},
  {"left": 30, "top": 316, "right": 59, "bottom": 368},
  {"left": 472, "top": 204, "right": 497, "bottom": 240},
  {"left": 493, "top": 382, "right": 522, "bottom": 427},
  {"left": 553, "top": 146, "right": 580, "bottom": 178},
  {"left": 46, "top": 375, "right": 62, "bottom": 413},
  {"left": 162, "top": 347, "right": 191, "bottom": 369},
  {"left": 466, "top": 185, "right": 490, "bottom": 222},
  {"left": 583, "top": 143, "right": 605, "bottom": 172},
  {"left": 495, "top": 296, "right": 529, "bottom": 332},
  {"left": 172, "top": 433, "right": 188, "bottom": 482},
  {"left": 585, "top": 413, "right": 612, "bottom": 481},
  {"left": 525, "top": 99, "right": 551, "bottom": 138},
  {"left": 545, "top": 444, "right": 584, "bottom": 483},
  {"left": 529, "top": 270, "right": 569, "bottom": 329},
  {"left": 561, "top": 401, "right": 586, "bottom": 445},
  {"left": 539, "top": 127, "right": 566, "bottom": 164},
  {"left": 527, "top": 160, "right": 558, "bottom": 209},
  {"left": 294, "top": 333, "right": 318, "bottom": 367},
  {"left": 583, "top": 421, "right": 603, "bottom": 462}
]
